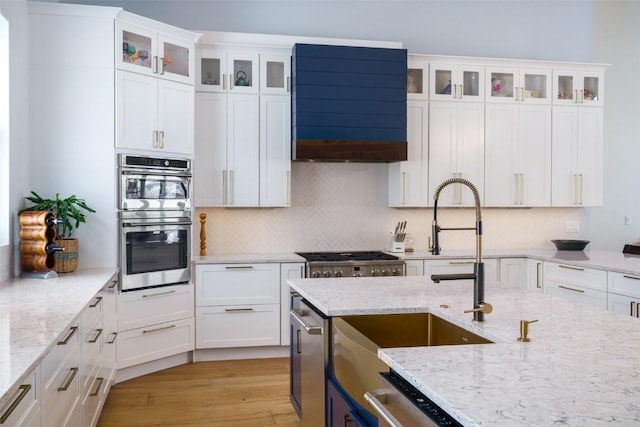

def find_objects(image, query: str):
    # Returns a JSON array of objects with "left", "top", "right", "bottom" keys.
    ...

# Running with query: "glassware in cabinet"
[
  {"left": 429, "top": 62, "right": 483, "bottom": 102},
  {"left": 553, "top": 70, "right": 603, "bottom": 106},
  {"left": 486, "top": 67, "right": 550, "bottom": 103},
  {"left": 197, "top": 49, "right": 258, "bottom": 93}
]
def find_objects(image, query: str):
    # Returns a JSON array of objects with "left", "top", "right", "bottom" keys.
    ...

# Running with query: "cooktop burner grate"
[{"left": 296, "top": 251, "right": 399, "bottom": 263}]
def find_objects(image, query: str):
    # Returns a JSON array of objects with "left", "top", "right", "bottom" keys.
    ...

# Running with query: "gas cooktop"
[{"left": 296, "top": 251, "right": 399, "bottom": 263}]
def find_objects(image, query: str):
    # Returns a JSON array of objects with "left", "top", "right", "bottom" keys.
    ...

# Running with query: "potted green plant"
[{"left": 20, "top": 191, "right": 96, "bottom": 272}]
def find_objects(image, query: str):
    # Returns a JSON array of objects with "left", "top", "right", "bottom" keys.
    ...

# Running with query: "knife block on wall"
[{"left": 19, "top": 211, "right": 59, "bottom": 278}]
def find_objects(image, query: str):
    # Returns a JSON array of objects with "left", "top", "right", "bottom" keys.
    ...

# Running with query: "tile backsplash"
[{"left": 195, "top": 163, "right": 582, "bottom": 255}]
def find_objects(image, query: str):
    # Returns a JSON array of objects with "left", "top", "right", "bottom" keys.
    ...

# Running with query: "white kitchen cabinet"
[
  {"left": 196, "top": 48, "right": 259, "bottom": 94},
  {"left": 100, "top": 278, "right": 118, "bottom": 396},
  {"left": 424, "top": 258, "right": 498, "bottom": 284},
  {"left": 607, "top": 272, "right": 640, "bottom": 318},
  {"left": 551, "top": 105, "right": 603, "bottom": 206},
  {"left": 260, "top": 95, "right": 291, "bottom": 207},
  {"left": 389, "top": 100, "right": 429, "bottom": 207},
  {"left": 429, "top": 62, "right": 484, "bottom": 102},
  {"left": 407, "top": 55, "right": 429, "bottom": 100},
  {"left": 404, "top": 259, "right": 425, "bottom": 276},
  {"left": 428, "top": 101, "right": 484, "bottom": 207},
  {"left": 553, "top": 69, "right": 604, "bottom": 107},
  {"left": 195, "top": 263, "right": 282, "bottom": 349},
  {"left": 485, "top": 103, "right": 551, "bottom": 206},
  {"left": 116, "top": 283, "right": 194, "bottom": 369},
  {"left": 527, "top": 258, "right": 544, "bottom": 292},
  {"left": 543, "top": 261, "right": 607, "bottom": 309},
  {"left": 116, "top": 70, "right": 194, "bottom": 155},
  {"left": 116, "top": 17, "right": 195, "bottom": 85},
  {"left": 499, "top": 258, "right": 527, "bottom": 288},
  {"left": 280, "top": 263, "right": 305, "bottom": 345},
  {"left": 485, "top": 66, "right": 551, "bottom": 104},
  {"left": 0, "top": 369, "right": 40, "bottom": 427},
  {"left": 260, "top": 54, "right": 291, "bottom": 95}
]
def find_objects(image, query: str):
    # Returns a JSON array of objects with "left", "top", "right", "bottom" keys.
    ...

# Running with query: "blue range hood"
[{"left": 292, "top": 43, "right": 408, "bottom": 162}]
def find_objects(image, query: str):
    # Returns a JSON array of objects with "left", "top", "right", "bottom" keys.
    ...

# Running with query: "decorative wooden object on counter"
[
  {"left": 199, "top": 213, "right": 207, "bottom": 256},
  {"left": 19, "top": 211, "right": 62, "bottom": 277}
]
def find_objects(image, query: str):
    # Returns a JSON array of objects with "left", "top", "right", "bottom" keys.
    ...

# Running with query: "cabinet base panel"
[
  {"left": 194, "top": 346, "right": 288, "bottom": 362},
  {"left": 114, "top": 352, "right": 193, "bottom": 383}
]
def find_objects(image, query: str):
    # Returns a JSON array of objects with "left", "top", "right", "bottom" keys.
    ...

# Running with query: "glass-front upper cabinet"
[
  {"left": 260, "top": 54, "right": 291, "bottom": 95},
  {"left": 486, "top": 67, "right": 551, "bottom": 104},
  {"left": 197, "top": 48, "right": 259, "bottom": 94},
  {"left": 429, "top": 62, "right": 484, "bottom": 102},
  {"left": 407, "top": 55, "right": 429, "bottom": 100},
  {"left": 553, "top": 70, "right": 604, "bottom": 107},
  {"left": 116, "top": 20, "right": 194, "bottom": 85}
]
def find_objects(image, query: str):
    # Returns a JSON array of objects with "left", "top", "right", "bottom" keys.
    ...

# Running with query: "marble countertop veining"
[
  {"left": 287, "top": 275, "right": 640, "bottom": 426},
  {"left": 0, "top": 268, "right": 118, "bottom": 408}
]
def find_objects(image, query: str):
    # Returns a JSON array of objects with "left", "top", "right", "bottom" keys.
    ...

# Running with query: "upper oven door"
[
  {"left": 120, "top": 215, "right": 192, "bottom": 291},
  {"left": 120, "top": 169, "right": 192, "bottom": 211}
]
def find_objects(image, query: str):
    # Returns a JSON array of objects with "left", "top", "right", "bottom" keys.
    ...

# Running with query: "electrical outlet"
[{"left": 565, "top": 221, "right": 580, "bottom": 233}]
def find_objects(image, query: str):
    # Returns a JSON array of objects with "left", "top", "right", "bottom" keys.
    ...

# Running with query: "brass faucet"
[{"left": 429, "top": 178, "right": 489, "bottom": 321}]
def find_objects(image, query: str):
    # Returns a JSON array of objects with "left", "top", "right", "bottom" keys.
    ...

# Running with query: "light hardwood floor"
[{"left": 97, "top": 358, "right": 300, "bottom": 427}]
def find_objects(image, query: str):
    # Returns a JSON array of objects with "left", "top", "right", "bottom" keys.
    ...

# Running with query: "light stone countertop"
[
  {"left": 0, "top": 268, "right": 118, "bottom": 409},
  {"left": 193, "top": 252, "right": 305, "bottom": 264},
  {"left": 287, "top": 275, "right": 640, "bottom": 426}
]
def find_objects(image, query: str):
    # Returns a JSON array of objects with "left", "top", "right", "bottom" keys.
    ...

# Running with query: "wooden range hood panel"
[
  {"left": 292, "top": 44, "right": 408, "bottom": 163},
  {"left": 293, "top": 139, "right": 408, "bottom": 162}
]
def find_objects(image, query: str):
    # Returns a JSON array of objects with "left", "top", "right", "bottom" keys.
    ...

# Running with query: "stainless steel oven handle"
[
  {"left": 289, "top": 309, "right": 322, "bottom": 335},
  {"left": 364, "top": 389, "right": 403, "bottom": 427},
  {"left": 122, "top": 221, "right": 193, "bottom": 227},
  {"left": 121, "top": 170, "right": 192, "bottom": 178}
]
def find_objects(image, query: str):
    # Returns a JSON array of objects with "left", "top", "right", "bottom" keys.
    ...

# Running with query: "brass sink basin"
[
  {"left": 332, "top": 313, "right": 492, "bottom": 411},
  {"left": 339, "top": 312, "right": 492, "bottom": 348}
]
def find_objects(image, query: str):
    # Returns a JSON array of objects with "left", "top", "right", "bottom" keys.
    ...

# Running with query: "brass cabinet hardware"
[
  {"left": 559, "top": 264, "right": 584, "bottom": 272},
  {"left": 0, "top": 384, "right": 31, "bottom": 423},
  {"left": 143, "top": 324, "right": 176, "bottom": 334},
  {"left": 464, "top": 302, "right": 493, "bottom": 315},
  {"left": 108, "top": 280, "right": 117, "bottom": 289},
  {"left": 142, "top": 290, "right": 176, "bottom": 298},
  {"left": 89, "top": 296, "right": 103, "bottom": 308},
  {"left": 517, "top": 319, "right": 539, "bottom": 342},
  {"left": 90, "top": 377, "right": 105, "bottom": 397},
  {"left": 57, "top": 326, "right": 78, "bottom": 345},
  {"left": 107, "top": 332, "right": 118, "bottom": 344},
  {"left": 558, "top": 285, "right": 584, "bottom": 293},
  {"left": 225, "top": 266, "right": 254, "bottom": 270},
  {"left": 439, "top": 304, "right": 449, "bottom": 309},
  {"left": 88, "top": 329, "right": 103, "bottom": 344},
  {"left": 449, "top": 261, "right": 474, "bottom": 265},
  {"left": 57, "top": 367, "right": 79, "bottom": 392},
  {"left": 536, "top": 262, "right": 542, "bottom": 288},
  {"left": 224, "top": 308, "right": 254, "bottom": 312}
]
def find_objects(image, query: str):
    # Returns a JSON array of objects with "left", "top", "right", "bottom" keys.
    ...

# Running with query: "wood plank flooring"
[{"left": 97, "top": 358, "right": 300, "bottom": 427}]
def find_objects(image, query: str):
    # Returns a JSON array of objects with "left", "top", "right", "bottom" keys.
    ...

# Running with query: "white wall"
[
  {"left": 0, "top": 0, "right": 30, "bottom": 281},
  {"left": 590, "top": 1, "right": 640, "bottom": 251}
]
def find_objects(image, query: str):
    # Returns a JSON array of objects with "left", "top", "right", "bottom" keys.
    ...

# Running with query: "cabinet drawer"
[
  {"left": 196, "top": 263, "right": 280, "bottom": 306},
  {"left": 81, "top": 294, "right": 103, "bottom": 336},
  {"left": 196, "top": 304, "right": 280, "bottom": 348},
  {"left": 608, "top": 271, "right": 640, "bottom": 298},
  {"left": 43, "top": 342, "right": 81, "bottom": 427},
  {"left": 41, "top": 321, "right": 80, "bottom": 396},
  {"left": 118, "top": 284, "right": 194, "bottom": 331},
  {"left": 82, "top": 371, "right": 107, "bottom": 427},
  {"left": 545, "top": 281, "right": 607, "bottom": 310},
  {"left": 0, "top": 370, "right": 38, "bottom": 427},
  {"left": 81, "top": 315, "right": 103, "bottom": 398},
  {"left": 117, "top": 317, "right": 194, "bottom": 369},
  {"left": 543, "top": 262, "right": 607, "bottom": 291}
]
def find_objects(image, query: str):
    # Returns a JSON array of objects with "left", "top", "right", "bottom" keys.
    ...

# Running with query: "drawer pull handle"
[
  {"left": 0, "top": 384, "right": 31, "bottom": 423},
  {"left": 57, "top": 326, "right": 78, "bottom": 345},
  {"left": 108, "top": 280, "right": 118, "bottom": 289},
  {"left": 88, "top": 328, "right": 103, "bottom": 344},
  {"left": 225, "top": 266, "right": 254, "bottom": 270},
  {"left": 143, "top": 324, "right": 176, "bottom": 334},
  {"left": 623, "top": 275, "right": 640, "bottom": 281},
  {"left": 107, "top": 332, "right": 118, "bottom": 344},
  {"left": 57, "top": 367, "right": 79, "bottom": 392},
  {"left": 558, "top": 285, "right": 584, "bottom": 293},
  {"left": 225, "top": 308, "right": 254, "bottom": 312},
  {"left": 631, "top": 301, "right": 636, "bottom": 317},
  {"left": 364, "top": 389, "right": 402, "bottom": 427},
  {"left": 559, "top": 265, "right": 584, "bottom": 272},
  {"left": 142, "top": 290, "right": 176, "bottom": 298},
  {"left": 448, "top": 261, "right": 474, "bottom": 265},
  {"left": 89, "top": 296, "right": 103, "bottom": 308},
  {"left": 90, "top": 377, "right": 105, "bottom": 397}
]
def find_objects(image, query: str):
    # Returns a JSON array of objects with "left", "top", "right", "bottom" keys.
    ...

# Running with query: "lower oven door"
[{"left": 120, "top": 217, "right": 191, "bottom": 291}]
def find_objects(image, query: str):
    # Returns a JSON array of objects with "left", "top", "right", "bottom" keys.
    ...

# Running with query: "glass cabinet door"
[
  {"left": 158, "top": 35, "right": 193, "bottom": 84},
  {"left": 228, "top": 53, "right": 259, "bottom": 94},
  {"left": 487, "top": 67, "right": 550, "bottom": 104},
  {"left": 407, "top": 56, "right": 429, "bottom": 100},
  {"left": 553, "top": 70, "right": 603, "bottom": 106},
  {"left": 260, "top": 54, "right": 291, "bottom": 94},
  {"left": 117, "top": 22, "right": 156, "bottom": 78},
  {"left": 197, "top": 48, "right": 227, "bottom": 92},
  {"left": 521, "top": 69, "right": 550, "bottom": 103},
  {"left": 430, "top": 63, "right": 483, "bottom": 102}
]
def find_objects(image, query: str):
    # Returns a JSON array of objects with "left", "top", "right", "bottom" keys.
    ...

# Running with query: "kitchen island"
[{"left": 288, "top": 274, "right": 640, "bottom": 426}]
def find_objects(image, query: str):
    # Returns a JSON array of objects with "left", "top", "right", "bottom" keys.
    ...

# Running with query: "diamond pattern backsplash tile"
[{"left": 196, "top": 163, "right": 583, "bottom": 255}]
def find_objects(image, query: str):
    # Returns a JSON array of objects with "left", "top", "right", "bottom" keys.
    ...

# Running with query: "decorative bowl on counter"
[{"left": 551, "top": 239, "right": 590, "bottom": 251}]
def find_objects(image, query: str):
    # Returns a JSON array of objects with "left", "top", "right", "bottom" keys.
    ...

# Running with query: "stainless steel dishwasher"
[{"left": 290, "top": 292, "right": 329, "bottom": 427}]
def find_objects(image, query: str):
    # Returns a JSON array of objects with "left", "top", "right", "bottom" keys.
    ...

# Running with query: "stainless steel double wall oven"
[{"left": 118, "top": 154, "right": 192, "bottom": 292}]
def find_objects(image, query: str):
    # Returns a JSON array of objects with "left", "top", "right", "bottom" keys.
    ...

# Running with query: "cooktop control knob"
[
  {"left": 312, "top": 271, "right": 320, "bottom": 278},
  {"left": 323, "top": 270, "right": 331, "bottom": 278},
  {"left": 334, "top": 270, "right": 343, "bottom": 277}
]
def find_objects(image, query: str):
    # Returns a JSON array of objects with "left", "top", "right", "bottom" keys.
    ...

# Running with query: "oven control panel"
[{"left": 308, "top": 263, "right": 405, "bottom": 278}]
